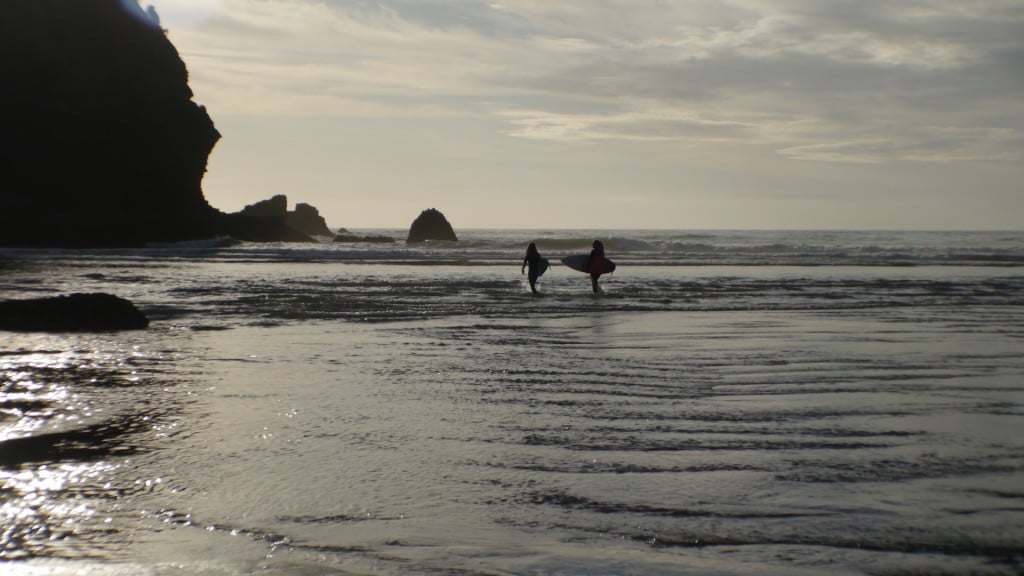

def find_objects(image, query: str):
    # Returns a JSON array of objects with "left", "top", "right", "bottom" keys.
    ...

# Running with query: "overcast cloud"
[{"left": 155, "top": 0, "right": 1023, "bottom": 229}]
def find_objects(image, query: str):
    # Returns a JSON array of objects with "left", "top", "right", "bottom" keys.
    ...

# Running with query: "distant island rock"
[
  {"left": 0, "top": 0, "right": 325, "bottom": 247},
  {"left": 407, "top": 209, "right": 458, "bottom": 243},
  {"left": 0, "top": 293, "right": 150, "bottom": 332}
]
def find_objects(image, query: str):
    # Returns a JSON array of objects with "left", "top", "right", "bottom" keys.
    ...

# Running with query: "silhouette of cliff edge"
[{"left": 0, "top": 0, "right": 307, "bottom": 246}]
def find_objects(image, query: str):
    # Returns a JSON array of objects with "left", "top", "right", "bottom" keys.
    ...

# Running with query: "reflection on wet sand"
[{"left": 1, "top": 334, "right": 195, "bottom": 561}]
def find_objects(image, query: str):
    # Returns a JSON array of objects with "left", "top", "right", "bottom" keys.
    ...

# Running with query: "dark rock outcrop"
[
  {"left": 1, "top": 0, "right": 222, "bottom": 247},
  {"left": 407, "top": 209, "right": 457, "bottom": 243},
  {"left": 221, "top": 195, "right": 324, "bottom": 242},
  {"left": 0, "top": 293, "right": 150, "bottom": 332},
  {"left": 0, "top": 0, "right": 326, "bottom": 247},
  {"left": 287, "top": 203, "right": 334, "bottom": 238},
  {"left": 237, "top": 195, "right": 289, "bottom": 219}
]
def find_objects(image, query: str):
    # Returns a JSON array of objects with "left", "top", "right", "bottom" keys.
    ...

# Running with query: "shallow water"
[{"left": 2, "top": 230, "right": 1023, "bottom": 574}]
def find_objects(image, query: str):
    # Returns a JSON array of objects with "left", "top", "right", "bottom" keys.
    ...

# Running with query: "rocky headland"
[{"left": 0, "top": 0, "right": 326, "bottom": 247}]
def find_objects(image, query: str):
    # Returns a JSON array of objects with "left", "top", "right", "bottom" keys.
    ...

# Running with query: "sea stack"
[
  {"left": 407, "top": 209, "right": 458, "bottom": 243},
  {"left": 287, "top": 203, "right": 334, "bottom": 238},
  {"left": 222, "top": 195, "right": 319, "bottom": 242}
]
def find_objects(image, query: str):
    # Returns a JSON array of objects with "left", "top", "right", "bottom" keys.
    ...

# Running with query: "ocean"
[{"left": 1, "top": 229, "right": 1023, "bottom": 575}]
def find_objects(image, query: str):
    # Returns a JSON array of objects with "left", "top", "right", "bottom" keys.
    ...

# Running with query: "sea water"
[{"left": 1, "top": 230, "right": 1023, "bottom": 575}]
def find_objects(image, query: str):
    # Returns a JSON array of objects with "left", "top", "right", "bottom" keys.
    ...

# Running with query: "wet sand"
[{"left": 4, "top": 306, "right": 1021, "bottom": 574}]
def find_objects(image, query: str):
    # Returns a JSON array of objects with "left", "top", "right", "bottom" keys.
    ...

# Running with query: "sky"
[{"left": 149, "top": 0, "right": 1023, "bottom": 230}]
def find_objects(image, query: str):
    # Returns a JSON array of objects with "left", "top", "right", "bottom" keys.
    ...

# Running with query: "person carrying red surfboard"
[{"left": 585, "top": 240, "right": 606, "bottom": 293}]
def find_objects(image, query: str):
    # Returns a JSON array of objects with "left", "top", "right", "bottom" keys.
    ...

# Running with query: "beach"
[{"left": 2, "top": 230, "right": 1023, "bottom": 575}]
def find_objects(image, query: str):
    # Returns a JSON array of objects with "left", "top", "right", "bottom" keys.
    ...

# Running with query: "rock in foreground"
[
  {"left": 407, "top": 208, "right": 457, "bottom": 243},
  {"left": 0, "top": 293, "right": 150, "bottom": 332}
]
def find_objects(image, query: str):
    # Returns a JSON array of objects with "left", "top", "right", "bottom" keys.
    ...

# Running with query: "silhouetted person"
[
  {"left": 586, "top": 240, "right": 606, "bottom": 293},
  {"left": 521, "top": 242, "right": 545, "bottom": 294}
]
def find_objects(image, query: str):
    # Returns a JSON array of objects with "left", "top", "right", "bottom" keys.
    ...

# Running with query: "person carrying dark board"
[{"left": 521, "top": 242, "right": 548, "bottom": 294}]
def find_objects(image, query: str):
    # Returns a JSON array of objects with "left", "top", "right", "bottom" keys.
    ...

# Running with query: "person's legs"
[
  {"left": 529, "top": 271, "right": 539, "bottom": 293},
  {"left": 590, "top": 273, "right": 600, "bottom": 293}
]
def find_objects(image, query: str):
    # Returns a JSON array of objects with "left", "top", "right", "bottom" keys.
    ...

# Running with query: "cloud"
[
  {"left": 780, "top": 126, "right": 1024, "bottom": 164},
  {"left": 160, "top": 0, "right": 1024, "bottom": 164},
  {"left": 151, "top": 0, "right": 226, "bottom": 29},
  {"left": 499, "top": 107, "right": 762, "bottom": 143}
]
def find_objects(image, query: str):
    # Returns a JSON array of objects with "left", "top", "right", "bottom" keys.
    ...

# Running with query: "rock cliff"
[
  {"left": 0, "top": 0, "right": 325, "bottom": 246},
  {"left": 1, "top": 0, "right": 222, "bottom": 246}
]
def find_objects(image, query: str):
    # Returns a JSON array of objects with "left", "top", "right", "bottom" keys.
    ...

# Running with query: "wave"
[
  {"left": 145, "top": 236, "right": 241, "bottom": 252},
  {"left": 3, "top": 229, "right": 1022, "bottom": 327},
  {"left": 6, "top": 230, "right": 1021, "bottom": 268},
  {"left": 230, "top": 230, "right": 1024, "bottom": 267},
  {"left": 148, "top": 271, "right": 1024, "bottom": 327},
  {"left": 524, "top": 237, "right": 655, "bottom": 253}
]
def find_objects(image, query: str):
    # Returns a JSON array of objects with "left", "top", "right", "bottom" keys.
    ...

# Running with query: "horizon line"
[{"left": 336, "top": 226, "right": 1024, "bottom": 233}]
